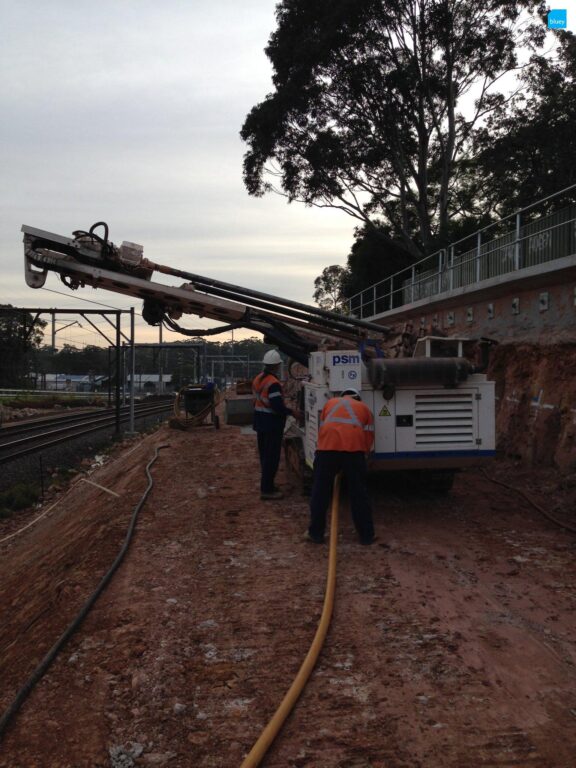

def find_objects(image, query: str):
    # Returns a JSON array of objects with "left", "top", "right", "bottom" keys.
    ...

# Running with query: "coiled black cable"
[{"left": 0, "top": 444, "right": 170, "bottom": 740}]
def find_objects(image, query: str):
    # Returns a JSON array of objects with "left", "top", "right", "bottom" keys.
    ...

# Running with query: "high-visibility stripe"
[
  {"left": 321, "top": 398, "right": 362, "bottom": 428},
  {"left": 317, "top": 396, "right": 374, "bottom": 453},
  {"left": 253, "top": 373, "right": 279, "bottom": 411},
  {"left": 320, "top": 415, "right": 372, "bottom": 431}
]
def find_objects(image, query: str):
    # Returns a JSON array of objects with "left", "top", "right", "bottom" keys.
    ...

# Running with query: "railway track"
[{"left": 0, "top": 400, "right": 174, "bottom": 464}]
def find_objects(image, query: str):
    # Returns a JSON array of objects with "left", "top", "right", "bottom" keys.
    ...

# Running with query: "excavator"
[{"left": 22, "top": 222, "right": 495, "bottom": 491}]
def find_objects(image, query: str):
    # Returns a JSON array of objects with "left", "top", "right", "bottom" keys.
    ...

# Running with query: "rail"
[
  {"left": 0, "top": 401, "right": 174, "bottom": 464},
  {"left": 347, "top": 185, "right": 576, "bottom": 319}
]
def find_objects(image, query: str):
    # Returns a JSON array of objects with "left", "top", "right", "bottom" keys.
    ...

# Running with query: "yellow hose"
[{"left": 240, "top": 474, "right": 341, "bottom": 768}]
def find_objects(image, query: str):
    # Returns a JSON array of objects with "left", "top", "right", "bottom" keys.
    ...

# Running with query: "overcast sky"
[{"left": 0, "top": 1, "right": 357, "bottom": 348}]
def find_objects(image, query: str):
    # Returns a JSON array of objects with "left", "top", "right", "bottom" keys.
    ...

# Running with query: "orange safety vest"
[
  {"left": 317, "top": 396, "right": 374, "bottom": 453},
  {"left": 252, "top": 372, "right": 281, "bottom": 414}
]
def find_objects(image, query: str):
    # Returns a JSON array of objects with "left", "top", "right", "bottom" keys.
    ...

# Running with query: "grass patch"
[
  {"left": 0, "top": 483, "right": 40, "bottom": 518},
  {"left": 0, "top": 394, "right": 107, "bottom": 409}
]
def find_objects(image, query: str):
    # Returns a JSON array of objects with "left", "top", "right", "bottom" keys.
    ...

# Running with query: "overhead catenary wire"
[
  {"left": 0, "top": 444, "right": 170, "bottom": 741},
  {"left": 40, "top": 287, "right": 233, "bottom": 339},
  {"left": 239, "top": 474, "right": 342, "bottom": 768}
]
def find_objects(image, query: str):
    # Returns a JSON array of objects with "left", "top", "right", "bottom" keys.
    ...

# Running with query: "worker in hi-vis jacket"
[
  {"left": 252, "top": 349, "right": 296, "bottom": 500},
  {"left": 307, "top": 388, "right": 376, "bottom": 544}
]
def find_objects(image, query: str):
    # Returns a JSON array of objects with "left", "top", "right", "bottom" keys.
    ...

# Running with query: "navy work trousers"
[
  {"left": 309, "top": 451, "right": 374, "bottom": 542},
  {"left": 256, "top": 428, "right": 284, "bottom": 493}
]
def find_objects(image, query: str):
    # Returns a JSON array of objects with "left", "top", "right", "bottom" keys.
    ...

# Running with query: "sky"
[
  {"left": 0, "top": 2, "right": 566, "bottom": 351},
  {"left": 0, "top": 1, "right": 357, "bottom": 349}
]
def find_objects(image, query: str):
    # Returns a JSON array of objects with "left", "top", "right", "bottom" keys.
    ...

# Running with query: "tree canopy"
[
  {"left": 313, "top": 265, "right": 348, "bottom": 309},
  {"left": 0, "top": 306, "right": 47, "bottom": 388},
  {"left": 474, "top": 31, "right": 576, "bottom": 217},
  {"left": 342, "top": 224, "right": 416, "bottom": 299},
  {"left": 242, "top": 0, "right": 545, "bottom": 260}
]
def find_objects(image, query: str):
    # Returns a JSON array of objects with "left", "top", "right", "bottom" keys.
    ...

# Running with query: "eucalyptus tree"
[
  {"left": 475, "top": 31, "right": 576, "bottom": 216},
  {"left": 313, "top": 264, "right": 348, "bottom": 309},
  {"left": 242, "top": 0, "right": 545, "bottom": 258}
]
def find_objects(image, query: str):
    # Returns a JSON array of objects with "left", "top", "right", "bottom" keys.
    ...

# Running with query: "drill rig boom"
[{"left": 22, "top": 223, "right": 390, "bottom": 364}]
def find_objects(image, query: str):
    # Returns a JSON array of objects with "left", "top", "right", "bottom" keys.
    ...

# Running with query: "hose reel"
[{"left": 368, "top": 357, "right": 473, "bottom": 399}]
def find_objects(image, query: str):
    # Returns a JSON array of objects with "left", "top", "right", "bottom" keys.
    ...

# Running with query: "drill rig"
[{"left": 22, "top": 223, "right": 495, "bottom": 491}]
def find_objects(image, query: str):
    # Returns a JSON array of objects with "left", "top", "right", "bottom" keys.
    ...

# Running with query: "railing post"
[
  {"left": 476, "top": 232, "right": 482, "bottom": 282},
  {"left": 411, "top": 265, "right": 415, "bottom": 302},
  {"left": 514, "top": 212, "right": 521, "bottom": 270},
  {"left": 389, "top": 276, "right": 393, "bottom": 310},
  {"left": 438, "top": 250, "right": 443, "bottom": 294},
  {"left": 373, "top": 284, "right": 376, "bottom": 316},
  {"left": 449, "top": 247, "right": 454, "bottom": 290}
]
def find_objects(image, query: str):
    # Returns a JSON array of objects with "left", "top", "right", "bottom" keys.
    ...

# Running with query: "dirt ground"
[{"left": 0, "top": 413, "right": 575, "bottom": 768}]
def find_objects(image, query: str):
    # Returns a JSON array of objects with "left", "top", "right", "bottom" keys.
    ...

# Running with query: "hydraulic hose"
[
  {"left": 240, "top": 474, "right": 342, "bottom": 768},
  {"left": 0, "top": 444, "right": 170, "bottom": 741},
  {"left": 481, "top": 468, "right": 576, "bottom": 534}
]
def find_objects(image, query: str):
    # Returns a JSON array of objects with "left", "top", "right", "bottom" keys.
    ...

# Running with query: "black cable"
[
  {"left": 89, "top": 221, "right": 109, "bottom": 244},
  {"left": 481, "top": 468, "right": 576, "bottom": 535},
  {"left": 0, "top": 444, "right": 170, "bottom": 741},
  {"left": 163, "top": 312, "right": 312, "bottom": 365},
  {"left": 163, "top": 316, "right": 245, "bottom": 337}
]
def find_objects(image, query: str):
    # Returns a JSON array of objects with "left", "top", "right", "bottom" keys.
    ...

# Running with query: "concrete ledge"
[{"left": 370, "top": 252, "right": 576, "bottom": 325}]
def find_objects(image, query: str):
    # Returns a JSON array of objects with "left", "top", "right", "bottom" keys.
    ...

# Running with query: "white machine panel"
[
  {"left": 326, "top": 350, "right": 362, "bottom": 391},
  {"left": 307, "top": 352, "right": 326, "bottom": 385},
  {"left": 394, "top": 388, "right": 479, "bottom": 453},
  {"left": 373, "top": 390, "right": 396, "bottom": 454}
]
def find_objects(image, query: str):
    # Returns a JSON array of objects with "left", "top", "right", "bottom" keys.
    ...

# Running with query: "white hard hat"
[
  {"left": 341, "top": 388, "right": 361, "bottom": 399},
  {"left": 263, "top": 349, "right": 282, "bottom": 365}
]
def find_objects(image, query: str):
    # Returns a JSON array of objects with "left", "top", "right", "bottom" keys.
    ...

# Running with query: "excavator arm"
[{"left": 22, "top": 223, "right": 391, "bottom": 364}]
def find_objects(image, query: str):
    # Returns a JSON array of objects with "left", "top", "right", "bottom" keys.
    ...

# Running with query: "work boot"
[
  {"left": 260, "top": 490, "right": 284, "bottom": 500},
  {"left": 304, "top": 529, "right": 325, "bottom": 544}
]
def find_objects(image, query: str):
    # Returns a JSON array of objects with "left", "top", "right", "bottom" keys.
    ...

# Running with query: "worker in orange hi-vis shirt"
[
  {"left": 252, "top": 349, "right": 297, "bottom": 500},
  {"left": 306, "top": 388, "right": 376, "bottom": 545}
]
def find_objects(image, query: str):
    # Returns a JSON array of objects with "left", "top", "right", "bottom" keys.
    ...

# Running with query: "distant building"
[
  {"left": 127, "top": 373, "right": 173, "bottom": 393},
  {"left": 34, "top": 373, "right": 106, "bottom": 392},
  {"left": 30, "top": 372, "right": 173, "bottom": 394}
]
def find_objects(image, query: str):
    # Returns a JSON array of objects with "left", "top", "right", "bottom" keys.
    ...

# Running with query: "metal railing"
[{"left": 347, "top": 185, "right": 576, "bottom": 319}]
